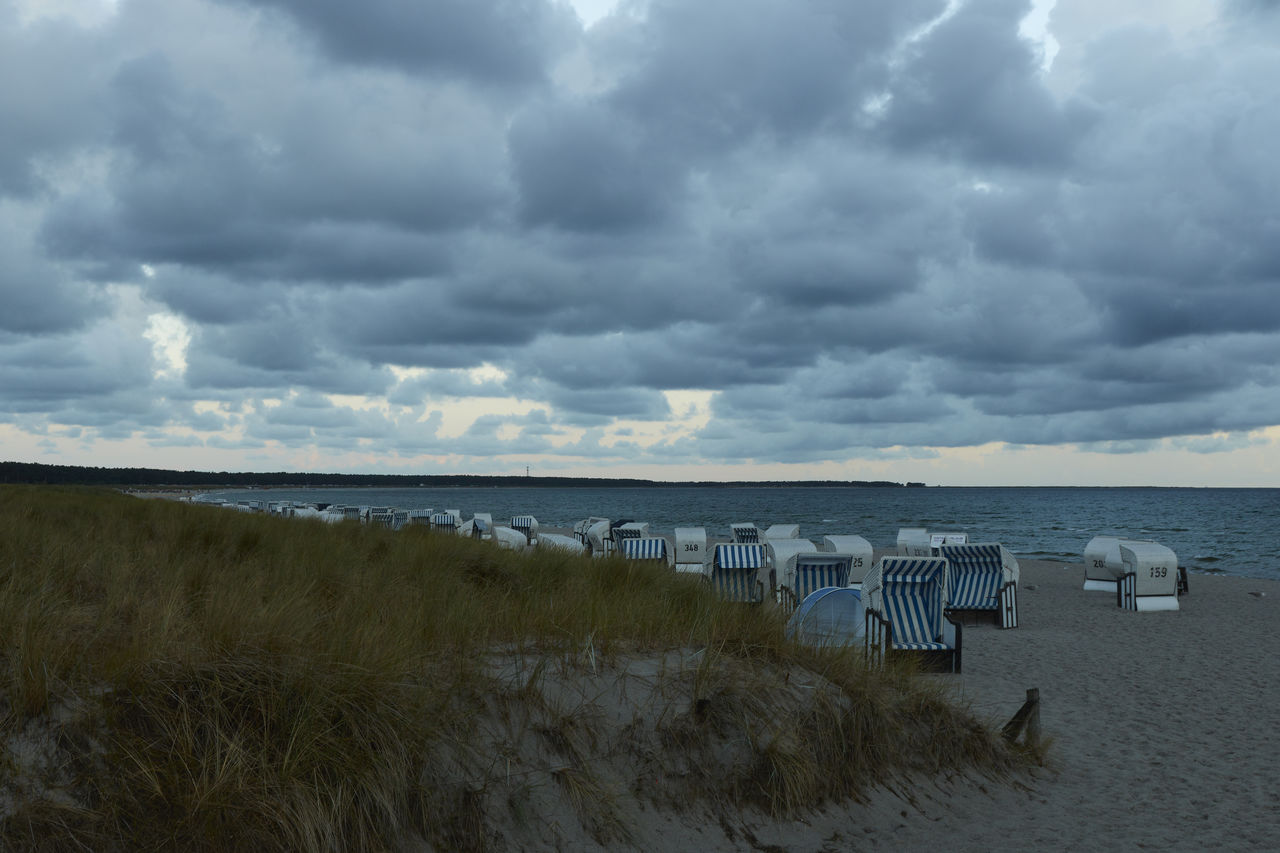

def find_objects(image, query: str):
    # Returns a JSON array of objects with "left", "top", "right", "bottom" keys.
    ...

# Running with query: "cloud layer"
[{"left": 3, "top": 0, "right": 1280, "bottom": 479}]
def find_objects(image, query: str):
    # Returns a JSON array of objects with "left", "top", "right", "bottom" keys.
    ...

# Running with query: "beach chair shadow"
[
  {"left": 939, "top": 543, "right": 1020, "bottom": 628},
  {"left": 863, "top": 557, "right": 962, "bottom": 673}
]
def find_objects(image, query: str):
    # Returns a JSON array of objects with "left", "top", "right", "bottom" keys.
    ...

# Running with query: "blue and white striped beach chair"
[
  {"left": 710, "top": 544, "right": 767, "bottom": 604},
  {"left": 940, "top": 543, "right": 1020, "bottom": 629},
  {"left": 510, "top": 515, "right": 538, "bottom": 544},
  {"left": 730, "top": 523, "right": 761, "bottom": 544},
  {"left": 863, "top": 557, "right": 962, "bottom": 673},
  {"left": 780, "top": 553, "right": 852, "bottom": 614},
  {"left": 430, "top": 512, "right": 458, "bottom": 533},
  {"left": 620, "top": 537, "right": 670, "bottom": 566}
]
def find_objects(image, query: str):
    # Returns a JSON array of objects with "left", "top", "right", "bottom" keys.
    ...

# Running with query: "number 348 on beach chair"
[{"left": 863, "top": 557, "right": 962, "bottom": 673}]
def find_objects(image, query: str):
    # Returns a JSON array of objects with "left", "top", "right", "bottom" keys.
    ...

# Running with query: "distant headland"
[{"left": 0, "top": 461, "right": 925, "bottom": 489}]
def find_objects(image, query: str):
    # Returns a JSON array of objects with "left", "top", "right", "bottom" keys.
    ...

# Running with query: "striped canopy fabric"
[
  {"left": 613, "top": 527, "right": 642, "bottom": 540},
  {"left": 793, "top": 554, "right": 852, "bottom": 600},
  {"left": 877, "top": 558, "right": 947, "bottom": 648},
  {"left": 730, "top": 524, "right": 760, "bottom": 544},
  {"left": 510, "top": 515, "right": 536, "bottom": 529},
  {"left": 940, "top": 543, "right": 1006, "bottom": 610},
  {"left": 620, "top": 537, "right": 668, "bottom": 561},
  {"left": 713, "top": 544, "right": 765, "bottom": 569},
  {"left": 430, "top": 512, "right": 457, "bottom": 529}
]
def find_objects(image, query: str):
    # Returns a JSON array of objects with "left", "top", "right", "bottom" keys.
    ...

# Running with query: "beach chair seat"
[
  {"left": 940, "top": 543, "right": 1020, "bottom": 628},
  {"left": 709, "top": 544, "right": 766, "bottom": 604},
  {"left": 863, "top": 557, "right": 962, "bottom": 673}
]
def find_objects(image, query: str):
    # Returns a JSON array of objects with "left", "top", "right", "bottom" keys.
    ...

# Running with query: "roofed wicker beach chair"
[
  {"left": 430, "top": 511, "right": 459, "bottom": 533},
  {"left": 1083, "top": 535, "right": 1126, "bottom": 591},
  {"left": 730, "top": 522, "right": 761, "bottom": 544},
  {"left": 768, "top": 538, "right": 817, "bottom": 612},
  {"left": 510, "top": 515, "right": 538, "bottom": 545},
  {"left": 674, "top": 526, "right": 708, "bottom": 575},
  {"left": 780, "top": 553, "right": 854, "bottom": 615},
  {"left": 369, "top": 507, "right": 395, "bottom": 528},
  {"left": 896, "top": 527, "right": 930, "bottom": 557},
  {"left": 620, "top": 536, "right": 671, "bottom": 567},
  {"left": 709, "top": 543, "right": 767, "bottom": 604},
  {"left": 821, "top": 535, "right": 874, "bottom": 587},
  {"left": 1117, "top": 541, "right": 1180, "bottom": 612},
  {"left": 939, "top": 542, "right": 1020, "bottom": 628},
  {"left": 763, "top": 523, "right": 799, "bottom": 542},
  {"left": 863, "top": 557, "right": 962, "bottom": 673}
]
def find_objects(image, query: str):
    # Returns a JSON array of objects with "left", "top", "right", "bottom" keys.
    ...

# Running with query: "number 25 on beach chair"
[{"left": 863, "top": 557, "right": 962, "bottom": 673}]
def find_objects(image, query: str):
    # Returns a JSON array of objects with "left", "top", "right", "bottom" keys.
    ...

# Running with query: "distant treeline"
[{"left": 1, "top": 461, "right": 923, "bottom": 489}]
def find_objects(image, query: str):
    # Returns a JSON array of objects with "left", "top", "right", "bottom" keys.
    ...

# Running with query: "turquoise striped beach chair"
[
  {"left": 779, "top": 553, "right": 852, "bottom": 614},
  {"left": 940, "top": 543, "right": 1020, "bottom": 629},
  {"left": 863, "top": 557, "right": 962, "bottom": 673},
  {"left": 710, "top": 544, "right": 767, "bottom": 604}
]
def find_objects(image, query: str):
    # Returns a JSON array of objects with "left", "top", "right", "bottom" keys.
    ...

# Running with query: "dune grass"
[{"left": 0, "top": 486, "right": 1035, "bottom": 850}]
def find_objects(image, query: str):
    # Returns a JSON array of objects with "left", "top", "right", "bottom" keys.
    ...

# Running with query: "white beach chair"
[
  {"left": 491, "top": 526, "right": 528, "bottom": 551},
  {"left": 1117, "top": 542, "right": 1180, "bottom": 612},
  {"left": 939, "top": 543, "right": 1020, "bottom": 629},
  {"left": 821, "top": 535, "right": 874, "bottom": 587},
  {"left": 674, "top": 527, "right": 708, "bottom": 575},
  {"left": 896, "top": 528, "right": 930, "bottom": 557},
  {"left": 536, "top": 533, "right": 586, "bottom": 554},
  {"left": 863, "top": 557, "right": 962, "bottom": 673},
  {"left": 1083, "top": 535, "right": 1128, "bottom": 591},
  {"left": 764, "top": 523, "right": 799, "bottom": 543}
]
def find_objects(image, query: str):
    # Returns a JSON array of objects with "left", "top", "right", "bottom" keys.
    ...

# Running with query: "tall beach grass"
[{"left": 0, "top": 486, "right": 1035, "bottom": 850}]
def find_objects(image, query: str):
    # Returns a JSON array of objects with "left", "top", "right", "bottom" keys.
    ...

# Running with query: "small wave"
[{"left": 1192, "top": 555, "right": 1221, "bottom": 563}]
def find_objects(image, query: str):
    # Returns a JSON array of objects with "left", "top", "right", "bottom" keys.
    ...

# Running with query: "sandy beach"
[{"left": 719, "top": 558, "right": 1280, "bottom": 852}]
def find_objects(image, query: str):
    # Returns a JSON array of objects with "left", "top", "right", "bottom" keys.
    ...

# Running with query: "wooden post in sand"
[{"left": 1002, "top": 688, "right": 1041, "bottom": 747}]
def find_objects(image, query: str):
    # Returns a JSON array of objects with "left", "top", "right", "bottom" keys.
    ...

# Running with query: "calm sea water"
[{"left": 196, "top": 486, "right": 1280, "bottom": 581}]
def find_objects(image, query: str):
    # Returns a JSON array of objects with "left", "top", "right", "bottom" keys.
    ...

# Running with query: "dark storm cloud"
[
  {"left": 5, "top": 0, "right": 1280, "bottom": 471},
  {"left": 879, "top": 0, "right": 1093, "bottom": 166},
  {"left": 217, "top": 0, "right": 578, "bottom": 84}
]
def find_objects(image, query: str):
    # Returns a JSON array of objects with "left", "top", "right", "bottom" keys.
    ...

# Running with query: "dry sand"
[{"left": 732, "top": 558, "right": 1280, "bottom": 852}]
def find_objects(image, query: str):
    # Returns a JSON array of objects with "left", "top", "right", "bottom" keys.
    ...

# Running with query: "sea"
[{"left": 194, "top": 486, "right": 1280, "bottom": 581}]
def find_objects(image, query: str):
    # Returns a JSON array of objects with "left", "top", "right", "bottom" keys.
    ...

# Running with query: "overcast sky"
[{"left": 2, "top": 0, "right": 1279, "bottom": 486}]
